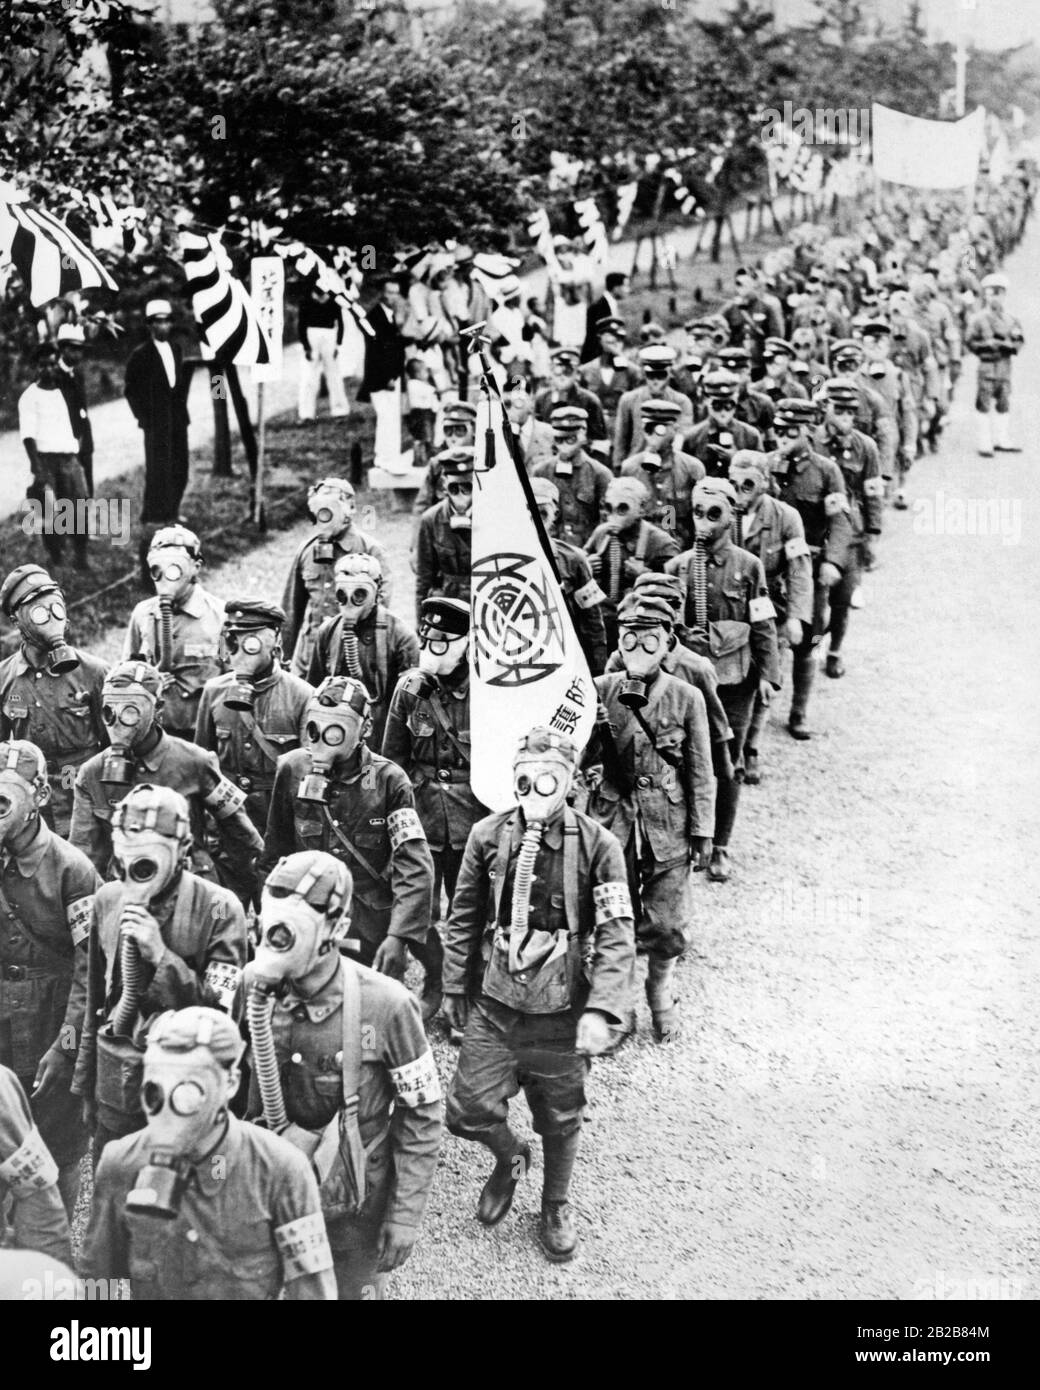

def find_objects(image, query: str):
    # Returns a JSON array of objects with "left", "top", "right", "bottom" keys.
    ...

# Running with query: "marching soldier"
[
  {"left": 70, "top": 661, "right": 263, "bottom": 888},
  {"left": 666, "top": 480, "right": 780, "bottom": 883},
  {"left": 306, "top": 555, "right": 418, "bottom": 750},
  {"left": 675, "top": 316, "right": 728, "bottom": 409},
  {"left": 725, "top": 452, "right": 813, "bottom": 786},
  {"left": 443, "top": 727, "right": 635, "bottom": 1261},
  {"left": 83, "top": 1006, "right": 336, "bottom": 1300},
  {"left": 195, "top": 600, "right": 313, "bottom": 838},
  {"left": 578, "top": 316, "right": 641, "bottom": 428},
  {"left": 584, "top": 477, "right": 679, "bottom": 652},
  {"left": 715, "top": 346, "right": 775, "bottom": 441},
  {"left": 789, "top": 326, "right": 831, "bottom": 394},
  {"left": 411, "top": 399, "right": 477, "bottom": 518},
  {"left": 0, "top": 565, "right": 108, "bottom": 838},
  {"left": 0, "top": 1065, "right": 71, "bottom": 1263},
  {"left": 755, "top": 337, "right": 810, "bottom": 403},
  {"left": 415, "top": 447, "right": 475, "bottom": 622},
  {"left": 0, "top": 740, "right": 99, "bottom": 1215},
  {"left": 965, "top": 271, "right": 1024, "bottom": 456},
  {"left": 720, "top": 266, "right": 785, "bottom": 374},
  {"left": 619, "top": 397, "right": 705, "bottom": 549},
  {"left": 382, "top": 600, "right": 488, "bottom": 1021},
  {"left": 530, "top": 478, "right": 609, "bottom": 676},
  {"left": 826, "top": 340, "right": 897, "bottom": 477},
  {"left": 886, "top": 290, "right": 941, "bottom": 455},
  {"left": 813, "top": 381, "right": 884, "bottom": 679},
  {"left": 765, "top": 400, "right": 853, "bottom": 739},
  {"left": 613, "top": 344, "right": 694, "bottom": 464},
  {"left": 282, "top": 478, "right": 391, "bottom": 678},
  {"left": 533, "top": 348, "right": 608, "bottom": 453},
  {"left": 587, "top": 596, "right": 714, "bottom": 1038},
  {"left": 530, "top": 404, "right": 613, "bottom": 549},
  {"left": 262, "top": 677, "right": 436, "bottom": 986},
  {"left": 683, "top": 370, "right": 763, "bottom": 476},
  {"left": 243, "top": 851, "right": 442, "bottom": 1299},
  {"left": 855, "top": 318, "right": 918, "bottom": 509},
  {"left": 71, "top": 784, "right": 248, "bottom": 1155},
  {"left": 124, "top": 526, "right": 228, "bottom": 741}
]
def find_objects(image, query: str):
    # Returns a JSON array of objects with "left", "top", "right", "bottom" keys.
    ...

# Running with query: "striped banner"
[
  {"left": 275, "top": 240, "right": 373, "bottom": 336},
  {"left": 179, "top": 229, "right": 272, "bottom": 364},
  {"left": 0, "top": 186, "right": 118, "bottom": 307}
]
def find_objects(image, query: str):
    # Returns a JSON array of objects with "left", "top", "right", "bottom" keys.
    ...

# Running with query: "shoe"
[
  {"left": 743, "top": 749, "right": 760, "bottom": 785},
  {"left": 707, "top": 848, "right": 730, "bottom": 882},
  {"left": 476, "top": 1141, "right": 531, "bottom": 1227},
  {"left": 539, "top": 1200, "right": 578, "bottom": 1263},
  {"left": 825, "top": 653, "right": 845, "bottom": 679},
  {"left": 893, "top": 490, "right": 908, "bottom": 510},
  {"left": 602, "top": 1010, "right": 636, "bottom": 1055},
  {"left": 788, "top": 715, "right": 812, "bottom": 741},
  {"left": 650, "top": 1005, "right": 680, "bottom": 1043},
  {"left": 448, "top": 1026, "right": 465, "bottom": 1046},
  {"left": 420, "top": 980, "right": 443, "bottom": 1024},
  {"left": 994, "top": 444, "right": 1022, "bottom": 453}
]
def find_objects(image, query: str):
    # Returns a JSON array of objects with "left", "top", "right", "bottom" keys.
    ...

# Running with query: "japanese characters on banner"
[{"left": 250, "top": 256, "right": 285, "bottom": 381}]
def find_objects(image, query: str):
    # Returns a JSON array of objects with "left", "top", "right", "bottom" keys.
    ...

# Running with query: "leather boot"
[
  {"left": 645, "top": 956, "right": 679, "bottom": 1042},
  {"left": 707, "top": 847, "right": 731, "bottom": 882},
  {"left": 788, "top": 652, "right": 815, "bottom": 739},
  {"left": 539, "top": 1200, "right": 578, "bottom": 1263},
  {"left": 743, "top": 748, "right": 760, "bottom": 785},
  {"left": 476, "top": 1126, "right": 531, "bottom": 1227},
  {"left": 540, "top": 1132, "right": 580, "bottom": 1262}
]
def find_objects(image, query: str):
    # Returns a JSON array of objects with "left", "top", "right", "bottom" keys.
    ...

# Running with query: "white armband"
[
  {"left": 749, "top": 595, "right": 776, "bottom": 623},
  {"left": 203, "top": 960, "right": 241, "bottom": 1012},
  {"left": 0, "top": 1125, "right": 59, "bottom": 1195},
  {"left": 862, "top": 476, "right": 885, "bottom": 498},
  {"left": 389, "top": 1049, "right": 443, "bottom": 1108},
  {"left": 574, "top": 577, "right": 607, "bottom": 610},
  {"left": 275, "top": 1211, "right": 334, "bottom": 1280},
  {"left": 205, "top": 776, "right": 247, "bottom": 819},
  {"left": 387, "top": 807, "right": 426, "bottom": 850},
  {"left": 824, "top": 491, "right": 850, "bottom": 516},
  {"left": 593, "top": 880, "right": 632, "bottom": 925},
  {"left": 67, "top": 895, "right": 94, "bottom": 947},
  {"left": 784, "top": 535, "right": 811, "bottom": 560}
]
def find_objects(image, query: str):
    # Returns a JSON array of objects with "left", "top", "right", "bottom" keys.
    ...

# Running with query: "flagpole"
[{"left": 253, "top": 381, "right": 267, "bottom": 529}]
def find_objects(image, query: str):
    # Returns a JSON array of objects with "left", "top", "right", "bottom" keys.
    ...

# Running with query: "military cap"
[
  {"left": 0, "top": 564, "right": 60, "bottom": 617},
  {"left": 857, "top": 317, "right": 892, "bottom": 337},
  {"left": 0, "top": 740, "right": 48, "bottom": 786},
  {"left": 729, "top": 449, "right": 771, "bottom": 477},
  {"left": 550, "top": 347, "right": 580, "bottom": 367},
  {"left": 701, "top": 369, "right": 741, "bottom": 399},
  {"left": 549, "top": 404, "right": 589, "bottom": 428},
  {"left": 605, "top": 476, "right": 649, "bottom": 509},
  {"left": 788, "top": 360, "right": 812, "bottom": 379},
  {"left": 222, "top": 598, "right": 287, "bottom": 632},
  {"left": 638, "top": 344, "right": 677, "bottom": 370},
  {"left": 145, "top": 299, "right": 173, "bottom": 319},
  {"left": 441, "top": 400, "right": 478, "bottom": 423},
  {"left": 149, "top": 524, "right": 201, "bottom": 557},
  {"left": 597, "top": 316, "right": 626, "bottom": 337},
  {"left": 440, "top": 447, "right": 475, "bottom": 477},
  {"left": 514, "top": 726, "right": 578, "bottom": 768},
  {"left": 641, "top": 398, "right": 683, "bottom": 425},
  {"left": 419, "top": 596, "right": 470, "bottom": 637},
  {"left": 632, "top": 571, "right": 683, "bottom": 611},
  {"left": 530, "top": 477, "right": 560, "bottom": 505},
  {"left": 762, "top": 337, "right": 794, "bottom": 358},
  {"left": 716, "top": 345, "right": 751, "bottom": 368},
  {"left": 819, "top": 379, "right": 861, "bottom": 405},
  {"left": 830, "top": 339, "right": 864, "bottom": 362},
  {"left": 147, "top": 1007, "right": 245, "bottom": 1069},
  {"left": 308, "top": 477, "right": 355, "bottom": 504},
  {"left": 684, "top": 314, "right": 728, "bottom": 337},
  {"left": 312, "top": 675, "right": 372, "bottom": 716},
  {"left": 112, "top": 784, "right": 191, "bottom": 842},
  {"left": 617, "top": 593, "right": 674, "bottom": 630},
  {"left": 773, "top": 398, "right": 820, "bottom": 428},
  {"left": 981, "top": 272, "right": 1009, "bottom": 291},
  {"left": 104, "top": 660, "right": 163, "bottom": 697},
  {"left": 692, "top": 477, "right": 738, "bottom": 508}
]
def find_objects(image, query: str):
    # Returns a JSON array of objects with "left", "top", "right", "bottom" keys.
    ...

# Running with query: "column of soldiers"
[{"left": 0, "top": 174, "right": 1032, "bottom": 1296}]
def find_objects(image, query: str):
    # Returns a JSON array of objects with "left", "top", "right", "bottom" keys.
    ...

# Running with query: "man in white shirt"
[{"left": 18, "top": 344, "right": 90, "bottom": 570}]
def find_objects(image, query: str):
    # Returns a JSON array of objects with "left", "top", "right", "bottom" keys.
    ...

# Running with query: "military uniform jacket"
[
  {"left": 243, "top": 959, "right": 442, "bottom": 1238},
  {"left": 890, "top": 319, "right": 940, "bottom": 401},
  {"left": 532, "top": 383, "right": 608, "bottom": 442},
  {"left": 583, "top": 520, "right": 679, "bottom": 611},
  {"left": 262, "top": 746, "right": 433, "bottom": 947},
  {"left": 859, "top": 361, "right": 918, "bottom": 459},
  {"left": 71, "top": 871, "right": 247, "bottom": 1105},
  {"left": 682, "top": 417, "right": 763, "bottom": 475},
  {"left": 442, "top": 808, "right": 635, "bottom": 1024},
  {"left": 70, "top": 730, "right": 264, "bottom": 880},
  {"left": 735, "top": 386, "right": 775, "bottom": 440},
  {"left": 754, "top": 372, "right": 809, "bottom": 403},
  {"left": 84, "top": 1116, "right": 336, "bottom": 1300},
  {"left": 381, "top": 670, "right": 487, "bottom": 853},
  {"left": 307, "top": 609, "right": 419, "bottom": 750},
  {"left": 554, "top": 539, "right": 608, "bottom": 676},
  {"left": 666, "top": 542, "right": 781, "bottom": 688},
  {"left": 613, "top": 384, "right": 694, "bottom": 465},
  {"left": 813, "top": 427, "right": 883, "bottom": 537},
  {"left": 415, "top": 499, "right": 472, "bottom": 624},
  {"left": 0, "top": 647, "right": 109, "bottom": 803},
  {"left": 578, "top": 356, "right": 642, "bottom": 421},
  {"left": 195, "top": 667, "right": 314, "bottom": 832},
  {"left": 530, "top": 451, "right": 613, "bottom": 549},
  {"left": 282, "top": 529, "right": 392, "bottom": 673},
  {"left": 965, "top": 305, "right": 1024, "bottom": 378},
  {"left": 766, "top": 447, "right": 853, "bottom": 573},
  {"left": 0, "top": 822, "right": 100, "bottom": 1079},
  {"left": 0, "top": 1065, "right": 70, "bottom": 1264},
  {"left": 124, "top": 586, "right": 228, "bottom": 736},
  {"left": 603, "top": 642, "right": 731, "bottom": 746},
  {"left": 733, "top": 494, "right": 814, "bottom": 626},
  {"left": 590, "top": 671, "right": 717, "bottom": 855},
  {"left": 619, "top": 449, "right": 705, "bottom": 549}
]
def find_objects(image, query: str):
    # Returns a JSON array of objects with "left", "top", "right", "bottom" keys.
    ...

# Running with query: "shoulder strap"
[
  {"left": 562, "top": 807, "right": 579, "bottom": 934},
  {"left": 321, "top": 807, "right": 390, "bottom": 883},
  {"left": 234, "top": 706, "right": 286, "bottom": 769},
  {"left": 634, "top": 522, "right": 649, "bottom": 562},
  {"left": 427, "top": 690, "right": 470, "bottom": 764}
]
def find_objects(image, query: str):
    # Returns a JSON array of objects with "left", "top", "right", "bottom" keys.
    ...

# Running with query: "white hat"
[
  {"left": 492, "top": 274, "right": 521, "bottom": 302},
  {"left": 145, "top": 298, "right": 173, "bottom": 319},
  {"left": 56, "top": 324, "right": 85, "bottom": 344},
  {"left": 981, "top": 272, "right": 1009, "bottom": 291}
]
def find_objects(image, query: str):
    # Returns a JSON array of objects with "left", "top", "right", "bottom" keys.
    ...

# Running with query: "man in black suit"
[
  {"left": 580, "top": 271, "right": 629, "bottom": 363},
  {"left": 358, "top": 275, "right": 407, "bottom": 469},
  {"left": 56, "top": 324, "right": 94, "bottom": 496},
  {"left": 124, "top": 298, "right": 191, "bottom": 525}
]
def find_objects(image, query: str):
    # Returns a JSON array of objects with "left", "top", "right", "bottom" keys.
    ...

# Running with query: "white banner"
[
  {"left": 871, "top": 104, "right": 985, "bottom": 189},
  {"left": 250, "top": 256, "right": 284, "bottom": 380},
  {"left": 469, "top": 385, "right": 596, "bottom": 811}
]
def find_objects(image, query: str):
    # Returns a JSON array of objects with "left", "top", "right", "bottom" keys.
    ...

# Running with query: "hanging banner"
[
  {"left": 871, "top": 104, "right": 986, "bottom": 189},
  {"left": 250, "top": 256, "right": 284, "bottom": 380}
]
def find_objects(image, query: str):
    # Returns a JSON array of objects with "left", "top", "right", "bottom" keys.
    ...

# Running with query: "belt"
[
  {"left": 414, "top": 765, "right": 469, "bottom": 784},
  {"left": 234, "top": 773, "right": 275, "bottom": 792},
  {"left": 0, "top": 963, "right": 52, "bottom": 982}
]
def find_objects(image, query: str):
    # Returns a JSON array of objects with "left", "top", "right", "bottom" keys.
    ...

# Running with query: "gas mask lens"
[
  {"left": 225, "top": 632, "right": 263, "bottom": 656},
  {"left": 306, "top": 721, "right": 345, "bottom": 746},
  {"left": 103, "top": 702, "right": 142, "bottom": 727},
  {"left": 620, "top": 630, "right": 663, "bottom": 654},
  {"left": 515, "top": 771, "right": 560, "bottom": 798},
  {"left": 142, "top": 1079, "right": 206, "bottom": 1117},
  {"left": 29, "top": 600, "right": 66, "bottom": 624},
  {"left": 127, "top": 856, "right": 159, "bottom": 884},
  {"left": 445, "top": 481, "right": 472, "bottom": 498},
  {"left": 692, "top": 504, "right": 725, "bottom": 523},
  {"left": 262, "top": 922, "right": 296, "bottom": 953},
  {"left": 149, "top": 563, "right": 184, "bottom": 584},
  {"left": 421, "top": 634, "right": 450, "bottom": 657},
  {"left": 315, "top": 507, "right": 334, "bottom": 524}
]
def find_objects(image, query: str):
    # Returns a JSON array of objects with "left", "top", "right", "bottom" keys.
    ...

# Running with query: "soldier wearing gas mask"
[
  {"left": 855, "top": 318, "right": 918, "bottom": 509},
  {"left": 282, "top": 478, "right": 391, "bottom": 679},
  {"left": 0, "top": 565, "right": 109, "bottom": 838},
  {"left": 443, "top": 728, "right": 635, "bottom": 1263},
  {"left": 307, "top": 555, "right": 419, "bottom": 751},
  {"left": 70, "top": 661, "right": 263, "bottom": 891},
  {"left": 587, "top": 597, "right": 715, "bottom": 1041},
  {"left": 529, "top": 478, "right": 608, "bottom": 676},
  {"left": 195, "top": 600, "right": 314, "bottom": 837},
  {"left": 0, "top": 740, "right": 99, "bottom": 1216},
  {"left": 83, "top": 1006, "right": 336, "bottom": 1300},
  {"left": 725, "top": 452, "right": 813, "bottom": 787},
  {"left": 619, "top": 397, "right": 705, "bottom": 549},
  {"left": 70, "top": 784, "right": 247, "bottom": 1157},
  {"left": 529, "top": 404, "right": 612, "bottom": 549},
  {"left": 0, "top": 1064, "right": 71, "bottom": 1264},
  {"left": 414, "top": 448, "right": 476, "bottom": 624},
  {"left": 383, "top": 599, "right": 488, "bottom": 1023},
  {"left": 583, "top": 477, "right": 679, "bottom": 653},
  {"left": 666, "top": 480, "right": 780, "bottom": 883},
  {"left": 123, "top": 526, "right": 229, "bottom": 741},
  {"left": 243, "top": 851, "right": 442, "bottom": 1300},
  {"left": 683, "top": 370, "right": 764, "bottom": 476},
  {"left": 262, "top": 677, "right": 435, "bottom": 986}
]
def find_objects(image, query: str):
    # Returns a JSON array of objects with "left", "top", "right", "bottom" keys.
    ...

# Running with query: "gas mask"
[
  {"left": 707, "top": 398, "right": 737, "bottom": 435},
  {"left": 552, "top": 429, "right": 582, "bottom": 469},
  {"left": 299, "top": 679, "right": 370, "bottom": 803},
  {"left": 777, "top": 424, "right": 808, "bottom": 457},
  {"left": 764, "top": 356, "right": 789, "bottom": 382},
  {"left": 223, "top": 627, "right": 280, "bottom": 711},
  {"left": 862, "top": 335, "right": 890, "bottom": 363},
  {"left": 334, "top": 569, "right": 379, "bottom": 630},
  {"left": 642, "top": 422, "right": 673, "bottom": 458},
  {"left": 692, "top": 485, "right": 734, "bottom": 546},
  {"left": 445, "top": 476, "right": 473, "bottom": 517},
  {"left": 308, "top": 481, "right": 355, "bottom": 556},
  {"left": 617, "top": 623, "right": 668, "bottom": 708},
  {"left": 112, "top": 826, "right": 184, "bottom": 906},
  {"left": 603, "top": 481, "right": 645, "bottom": 536},
  {"left": 536, "top": 498, "right": 559, "bottom": 537},
  {"left": 417, "top": 628, "right": 468, "bottom": 680},
  {"left": 729, "top": 465, "right": 767, "bottom": 513},
  {"left": 513, "top": 750, "right": 574, "bottom": 825},
  {"left": 148, "top": 547, "right": 197, "bottom": 605},
  {"left": 251, "top": 853, "right": 351, "bottom": 987},
  {"left": 100, "top": 689, "right": 157, "bottom": 785},
  {"left": 0, "top": 744, "right": 49, "bottom": 847},
  {"left": 826, "top": 401, "right": 857, "bottom": 436},
  {"left": 15, "top": 592, "right": 78, "bottom": 674}
]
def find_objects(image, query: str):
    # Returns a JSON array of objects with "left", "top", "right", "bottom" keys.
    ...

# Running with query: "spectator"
[{"left": 297, "top": 285, "right": 348, "bottom": 422}]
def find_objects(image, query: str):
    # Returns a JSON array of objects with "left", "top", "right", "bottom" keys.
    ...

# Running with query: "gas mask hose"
[
  {"left": 691, "top": 538, "right": 708, "bottom": 632},
  {"left": 158, "top": 595, "right": 174, "bottom": 672},
  {"left": 247, "top": 982, "right": 288, "bottom": 1132},
  {"left": 110, "top": 930, "right": 143, "bottom": 1036},
  {"left": 510, "top": 820, "right": 544, "bottom": 944},
  {"left": 341, "top": 628, "right": 363, "bottom": 680},
  {"left": 606, "top": 535, "right": 623, "bottom": 602}
]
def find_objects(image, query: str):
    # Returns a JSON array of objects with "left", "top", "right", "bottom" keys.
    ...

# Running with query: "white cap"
[
  {"left": 145, "top": 298, "right": 173, "bottom": 319},
  {"left": 56, "top": 324, "right": 85, "bottom": 345},
  {"left": 981, "top": 272, "right": 1009, "bottom": 291}
]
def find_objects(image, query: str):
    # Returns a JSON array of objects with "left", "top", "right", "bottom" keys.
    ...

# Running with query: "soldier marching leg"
[
  {"left": 826, "top": 552, "right": 860, "bottom": 678},
  {"left": 710, "top": 677, "right": 757, "bottom": 880},
  {"left": 788, "top": 580, "right": 828, "bottom": 739}
]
